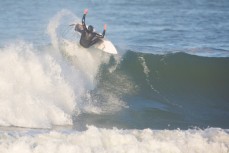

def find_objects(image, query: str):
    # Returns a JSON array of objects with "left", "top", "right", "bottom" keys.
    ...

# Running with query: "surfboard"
[{"left": 74, "top": 23, "right": 117, "bottom": 54}]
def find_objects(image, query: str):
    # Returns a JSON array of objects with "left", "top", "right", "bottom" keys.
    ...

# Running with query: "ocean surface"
[{"left": 0, "top": 0, "right": 229, "bottom": 152}]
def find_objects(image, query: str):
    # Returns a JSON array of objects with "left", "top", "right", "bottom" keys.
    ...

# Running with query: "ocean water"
[{"left": 0, "top": 0, "right": 229, "bottom": 152}]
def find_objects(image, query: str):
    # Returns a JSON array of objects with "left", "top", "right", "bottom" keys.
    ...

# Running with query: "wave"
[
  {"left": 94, "top": 51, "right": 229, "bottom": 129},
  {"left": 108, "top": 50, "right": 229, "bottom": 98},
  {"left": 98, "top": 50, "right": 229, "bottom": 103},
  {"left": 0, "top": 10, "right": 228, "bottom": 130}
]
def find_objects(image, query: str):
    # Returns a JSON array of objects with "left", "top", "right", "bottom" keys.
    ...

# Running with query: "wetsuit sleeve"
[
  {"left": 82, "top": 14, "right": 87, "bottom": 30},
  {"left": 96, "top": 30, "right": 106, "bottom": 38}
]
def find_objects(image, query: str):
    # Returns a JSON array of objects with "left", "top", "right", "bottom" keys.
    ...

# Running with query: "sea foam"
[{"left": 0, "top": 126, "right": 228, "bottom": 153}]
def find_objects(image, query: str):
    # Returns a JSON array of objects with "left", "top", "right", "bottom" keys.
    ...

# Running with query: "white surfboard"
[
  {"left": 74, "top": 23, "right": 118, "bottom": 54},
  {"left": 93, "top": 39, "right": 117, "bottom": 54}
]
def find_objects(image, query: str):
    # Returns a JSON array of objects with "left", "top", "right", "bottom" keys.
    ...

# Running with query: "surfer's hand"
[
  {"left": 104, "top": 24, "right": 107, "bottom": 30},
  {"left": 84, "top": 9, "right": 88, "bottom": 14}
]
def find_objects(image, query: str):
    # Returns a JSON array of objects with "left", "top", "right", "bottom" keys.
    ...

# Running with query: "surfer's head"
[{"left": 88, "top": 25, "right": 94, "bottom": 33}]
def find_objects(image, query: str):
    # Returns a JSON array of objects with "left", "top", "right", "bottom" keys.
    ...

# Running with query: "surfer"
[{"left": 75, "top": 9, "right": 107, "bottom": 48}]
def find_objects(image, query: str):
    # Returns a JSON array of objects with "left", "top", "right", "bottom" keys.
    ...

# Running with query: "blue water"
[
  {"left": 0, "top": 0, "right": 229, "bottom": 152},
  {"left": 1, "top": 0, "right": 229, "bottom": 55}
]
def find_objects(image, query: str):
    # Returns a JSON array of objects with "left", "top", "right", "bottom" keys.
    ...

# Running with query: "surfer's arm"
[
  {"left": 82, "top": 14, "right": 86, "bottom": 30},
  {"left": 82, "top": 9, "right": 88, "bottom": 30},
  {"left": 96, "top": 24, "right": 106, "bottom": 38},
  {"left": 96, "top": 31, "right": 105, "bottom": 38}
]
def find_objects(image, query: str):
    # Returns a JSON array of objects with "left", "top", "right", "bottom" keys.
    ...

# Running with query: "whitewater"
[
  {"left": 0, "top": 0, "right": 229, "bottom": 152},
  {"left": 0, "top": 126, "right": 228, "bottom": 153}
]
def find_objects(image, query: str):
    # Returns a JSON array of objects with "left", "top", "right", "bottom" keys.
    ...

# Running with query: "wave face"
[
  {"left": 116, "top": 51, "right": 229, "bottom": 99},
  {"left": 89, "top": 51, "right": 229, "bottom": 129}
]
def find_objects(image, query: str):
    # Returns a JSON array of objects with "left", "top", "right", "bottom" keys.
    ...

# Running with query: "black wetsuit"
[{"left": 77, "top": 14, "right": 106, "bottom": 48}]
